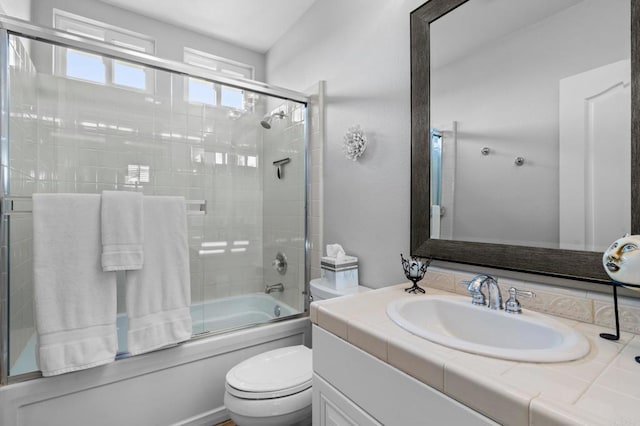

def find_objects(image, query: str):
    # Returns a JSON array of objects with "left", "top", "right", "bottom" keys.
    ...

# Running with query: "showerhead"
[
  {"left": 260, "top": 111, "right": 286, "bottom": 129},
  {"left": 260, "top": 116, "right": 272, "bottom": 129}
]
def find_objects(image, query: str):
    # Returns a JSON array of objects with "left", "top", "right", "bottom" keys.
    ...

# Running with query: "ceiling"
[{"left": 97, "top": 0, "right": 318, "bottom": 53}]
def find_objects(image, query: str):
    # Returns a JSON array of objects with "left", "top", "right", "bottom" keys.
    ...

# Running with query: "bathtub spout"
[{"left": 265, "top": 283, "right": 284, "bottom": 294}]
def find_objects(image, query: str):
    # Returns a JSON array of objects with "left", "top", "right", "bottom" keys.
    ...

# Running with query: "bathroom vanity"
[
  {"left": 311, "top": 283, "right": 640, "bottom": 426},
  {"left": 313, "top": 325, "right": 495, "bottom": 425}
]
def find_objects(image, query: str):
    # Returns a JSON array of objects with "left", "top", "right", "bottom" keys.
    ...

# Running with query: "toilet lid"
[{"left": 225, "top": 345, "right": 312, "bottom": 399}]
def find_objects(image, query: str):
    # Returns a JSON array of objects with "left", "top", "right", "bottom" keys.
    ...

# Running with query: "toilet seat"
[
  {"left": 225, "top": 345, "right": 312, "bottom": 400},
  {"left": 225, "top": 380, "right": 311, "bottom": 400}
]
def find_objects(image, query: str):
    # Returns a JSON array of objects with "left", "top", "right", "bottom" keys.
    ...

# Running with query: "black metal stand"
[
  {"left": 400, "top": 254, "right": 431, "bottom": 294},
  {"left": 404, "top": 278, "right": 426, "bottom": 294},
  {"left": 600, "top": 281, "right": 640, "bottom": 364},
  {"left": 600, "top": 283, "right": 620, "bottom": 341}
]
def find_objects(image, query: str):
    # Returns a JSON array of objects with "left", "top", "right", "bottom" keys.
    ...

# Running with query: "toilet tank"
[{"left": 310, "top": 278, "right": 370, "bottom": 301}]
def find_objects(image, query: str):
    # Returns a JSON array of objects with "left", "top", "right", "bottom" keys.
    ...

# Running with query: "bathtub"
[
  {"left": 190, "top": 293, "right": 298, "bottom": 336},
  {"left": 11, "top": 293, "right": 299, "bottom": 375},
  {"left": 1, "top": 293, "right": 310, "bottom": 426}
]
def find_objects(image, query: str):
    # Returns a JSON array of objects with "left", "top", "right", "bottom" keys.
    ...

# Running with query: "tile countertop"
[{"left": 310, "top": 284, "right": 640, "bottom": 426}]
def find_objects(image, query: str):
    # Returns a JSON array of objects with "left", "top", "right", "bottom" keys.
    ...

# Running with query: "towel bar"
[{"left": 1, "top": 195, "right": 207, "bottom": 216}]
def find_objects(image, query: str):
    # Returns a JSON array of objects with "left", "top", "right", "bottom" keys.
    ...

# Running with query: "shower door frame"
[{"left": 0, "top": 15, "right": 312, "bottom": 386}]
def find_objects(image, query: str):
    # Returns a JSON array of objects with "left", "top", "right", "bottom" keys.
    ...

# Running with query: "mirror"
[{"left": 411, "top": 0, "right": 639, "bottom": 283}]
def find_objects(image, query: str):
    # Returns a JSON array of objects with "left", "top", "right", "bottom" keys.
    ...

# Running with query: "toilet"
[
  {"left": 224, "top": 280, "right": 369, "bottom": 425},
  {"left": 224, "top": 345, "right": 313, "bottom": 426}
]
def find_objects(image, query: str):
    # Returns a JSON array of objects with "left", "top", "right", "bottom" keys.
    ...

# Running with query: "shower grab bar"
[{"left": 1, "top": 195, "right": 207, "bottom": 216}]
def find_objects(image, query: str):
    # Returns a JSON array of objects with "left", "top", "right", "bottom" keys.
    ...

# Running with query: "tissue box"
[{"left": 321, "top": 255, "right": 359, "bottom": 289}]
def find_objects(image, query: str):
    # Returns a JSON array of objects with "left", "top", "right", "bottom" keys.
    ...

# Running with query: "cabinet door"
[{"left": 313, "top": 374, "right": 382, "bottom": 426}]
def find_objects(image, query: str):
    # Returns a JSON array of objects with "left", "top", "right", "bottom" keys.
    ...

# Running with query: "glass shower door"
[{"left": 4, "top": 31, "right": 308, "bottom": 380}]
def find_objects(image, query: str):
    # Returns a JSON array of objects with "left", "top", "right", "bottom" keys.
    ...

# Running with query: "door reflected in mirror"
[{"left": 429, "top": 0, "right": 630, "bottom": 252}]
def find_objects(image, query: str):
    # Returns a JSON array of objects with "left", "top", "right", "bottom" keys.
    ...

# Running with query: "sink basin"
[{"left": 387, "top": 295, "right": 590, "bottom": 363}]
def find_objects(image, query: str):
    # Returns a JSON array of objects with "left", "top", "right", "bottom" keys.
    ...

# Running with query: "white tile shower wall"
[
  {"left": 260, "top": 83, "right": 322, "bottom": 311},
  {"left": 8, "top": 36, "right": 38, "bottom": 369},
  {"left": 423, "top": 266, "right": 640, "bottom": 334},
  {"left": 32, "top": 71, "right": 266, "bottom": 311},
  {"left": 262, "top": 100, "right": 306, "bottom": 310},
  {"left": 270, "top": 83, "right": 327, "bottom": 310}
]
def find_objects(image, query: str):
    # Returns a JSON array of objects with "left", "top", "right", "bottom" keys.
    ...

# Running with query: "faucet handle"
[
  {"left": 465, "top": 275, "right": 491, "bottom": 306},
  {"left": 455, "top": 280, "right": 484, "bottom": 304},
  {"left": 504, "top": 287, "right": 536, "bottom": 314}
]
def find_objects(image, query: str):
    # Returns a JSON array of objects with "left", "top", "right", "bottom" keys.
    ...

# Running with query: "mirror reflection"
[{"left": 429, "top": 0, "right": 630, "bottom": 252}]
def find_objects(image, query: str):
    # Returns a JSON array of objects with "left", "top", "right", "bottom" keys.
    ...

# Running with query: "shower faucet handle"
[{"left": 272, "top": 252, "right": 287, "bottom": 275}]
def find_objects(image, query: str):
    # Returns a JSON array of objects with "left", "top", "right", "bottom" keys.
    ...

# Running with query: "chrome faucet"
[
  {"left": 466, "top": 274, "right": 503, "bottom": 310},
  {"left": 265, "top": 282, "right": 284, "bottom": 294}
]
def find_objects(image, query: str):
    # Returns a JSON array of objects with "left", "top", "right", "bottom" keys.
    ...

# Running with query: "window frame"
[
  {"left": 53, "top": 10, "right": 156, "bottom": 93},
  {"left": 183, "top": 47, "right": 255, "bottom": 109}
]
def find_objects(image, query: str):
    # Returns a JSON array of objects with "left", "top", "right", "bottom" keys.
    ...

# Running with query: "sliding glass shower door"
[{"left": 3, "top": 31, "right": 308, "bottom": 380}]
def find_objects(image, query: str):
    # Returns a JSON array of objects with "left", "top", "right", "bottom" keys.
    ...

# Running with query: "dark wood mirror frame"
[{"left": 410, "top": 0, "right": 640, "bottom": 283}]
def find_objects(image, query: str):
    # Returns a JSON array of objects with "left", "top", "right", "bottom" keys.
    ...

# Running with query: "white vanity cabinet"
[
  {"left": 313, "top": 373, "right": 382, "bottom": 426},
  {"left": 312, "top": 326, "right": 497, "bottom": 426}
]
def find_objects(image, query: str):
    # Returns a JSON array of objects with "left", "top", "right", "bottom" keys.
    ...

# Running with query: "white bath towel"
[
  {"left": 125, "top": 196, "right": 192, "bottom": 355},
  {"left": 33, "top": 193, "right": 117, "bottom": 376},
  {"left": 101, "top": 190, "right": 144, "bottom": 271}
]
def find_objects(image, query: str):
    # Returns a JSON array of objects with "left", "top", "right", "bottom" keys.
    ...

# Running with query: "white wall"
[
  {"left": 0, "top": 0, "right": 30, "bottom": 21},
  {"left": 266, "top": 0, "right": 425, "bottom": 288},
  {"left": 30, "top": 0, "right": 265, "bottom": 81}
]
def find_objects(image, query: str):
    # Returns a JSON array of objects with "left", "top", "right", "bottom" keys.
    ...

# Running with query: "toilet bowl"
[{"left": 224, "top": 345, "right": 313, "bottom": 426}]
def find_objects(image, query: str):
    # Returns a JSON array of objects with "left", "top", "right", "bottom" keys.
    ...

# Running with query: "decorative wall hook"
[
  {"left": 344, "top": 125, "right": 367, "bottom": 161},
  {"left": 273, "top": 158, "right": 290, "bottom": 179}
]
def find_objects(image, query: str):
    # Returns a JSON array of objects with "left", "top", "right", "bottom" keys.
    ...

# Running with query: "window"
[
  {"left": 188, "top": 77, "right": 216, "bottom": 105},
  {"left": 183, "top": 48, "right": 254, "bottom": 109},
  {"left": 126, "top": 164, "right": 150, "bottom": 185},
  {"left": 66, "top": 50, "right": 105, "bottom": 83},
  {"left": 54, "top": 10, "right": 155, "bottom": 91},
  {"left": 214, "top": 152, "right": 227, "bottom": 165}
]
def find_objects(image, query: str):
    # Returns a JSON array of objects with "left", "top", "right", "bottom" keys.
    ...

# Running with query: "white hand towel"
[
  {"left": 101, "top": 190, "right": 144, "bottom": 271},
  {"left": 33, "top": 194, "right": 117, "bottom": 376},
  {"left": 125, "top": 196, "right": 192, "bottom": 355}
]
